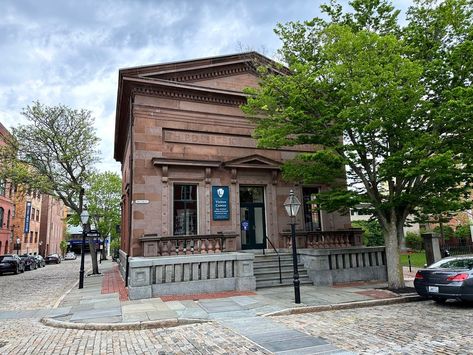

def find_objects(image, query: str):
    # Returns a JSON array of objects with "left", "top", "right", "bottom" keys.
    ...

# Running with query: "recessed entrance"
[{"left": 240, "top": 186, "right": 266, "bottom": 249}]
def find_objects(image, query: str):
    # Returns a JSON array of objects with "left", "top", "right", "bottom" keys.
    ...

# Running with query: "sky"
[{"left": 0, "top": 0, "right": 412, "bottom": 174}]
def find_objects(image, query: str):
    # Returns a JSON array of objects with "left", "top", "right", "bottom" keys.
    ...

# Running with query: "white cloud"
[{"left": 0, "top": 0, "right": 413, "bottom": 177}]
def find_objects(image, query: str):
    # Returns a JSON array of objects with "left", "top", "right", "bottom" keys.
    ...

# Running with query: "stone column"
[{"left": 422, "top": 232, "right": 442, "bottom": 266}]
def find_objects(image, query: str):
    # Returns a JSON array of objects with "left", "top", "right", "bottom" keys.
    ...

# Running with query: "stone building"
[{"left": 114, "top": 52, "right": 386, "bottom": 299}]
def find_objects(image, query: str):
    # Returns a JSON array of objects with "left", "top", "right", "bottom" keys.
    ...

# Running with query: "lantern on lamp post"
[
  {"left": 78, "top": 209, "right": 89, "bottom": 289},
  {"left": 284, "top": 190, "right": 302, "bottom": 304}
]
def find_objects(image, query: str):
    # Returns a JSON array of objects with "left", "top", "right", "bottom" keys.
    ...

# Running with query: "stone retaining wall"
[
  {"left": 127, "top": 252, "right": 255, "bottom": 300},
  {"left": 299, "top": 246, "right": 387, "bottom": 286}
]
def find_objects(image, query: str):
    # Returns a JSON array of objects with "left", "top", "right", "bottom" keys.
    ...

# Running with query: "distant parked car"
[
  {"left": 20, "top": 254, "right": 37, "bottom": 271},
  {"left": 0, "top": 254, "right": 25, "bottom": 275},
  {"left": 64, "top": 252, "right": 77, "bottom": 260},
  {"left": 414, "top": 255, "right": 473, "bottom": 303},
  {"left": 34, "top": 255, "right": 46, "bottom": 268},
  {"left": 45, "top": 253, "right": 61, "bottom": 264}
]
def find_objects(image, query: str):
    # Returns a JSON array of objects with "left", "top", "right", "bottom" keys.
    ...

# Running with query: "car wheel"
[
  {"left": 14, "top": 266, "right": 19, "bottom": 274},
  {"left": 433, "top": 297, "right": 446, "bottom": 304}
]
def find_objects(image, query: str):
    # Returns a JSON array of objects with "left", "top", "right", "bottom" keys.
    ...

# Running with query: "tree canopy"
[
  {"left": 242, "top": 0, "right": 473, "bottom": 288},
  {"left": 1, "top": 101, "right": 101, "bottom": 213}
]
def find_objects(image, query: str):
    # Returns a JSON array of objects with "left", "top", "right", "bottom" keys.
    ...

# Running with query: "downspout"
[{"left": 125, "top": 96, "right": 134, "bottom": 287}]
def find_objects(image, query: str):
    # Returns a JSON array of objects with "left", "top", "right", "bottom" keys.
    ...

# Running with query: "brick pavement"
[{"left": 101, "top": 264, "right": 128, "bottom": 301}]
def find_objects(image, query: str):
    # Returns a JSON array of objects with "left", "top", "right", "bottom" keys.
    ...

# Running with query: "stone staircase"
[{"left": 253, "top": 253, "right": 313, "bottom": 289}]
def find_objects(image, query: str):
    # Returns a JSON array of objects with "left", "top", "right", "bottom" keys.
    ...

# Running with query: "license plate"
[{"left": 428, "top": 286, "right": 439, "bottom": 293}]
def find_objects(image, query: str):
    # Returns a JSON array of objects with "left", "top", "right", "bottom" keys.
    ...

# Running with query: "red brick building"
[{"left": 0, "top": 123, "right": 15, "bottom": 254}]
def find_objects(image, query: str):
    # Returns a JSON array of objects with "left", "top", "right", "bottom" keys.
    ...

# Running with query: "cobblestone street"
[
  {"left": 0, "top": 319, "right": 269, "bottom": 354},
  {"left": 0, "top": 258, "right": 90, "bottom": 311},
  {"left": 1, "top": 258, "right": 472, "bottom": 354},
  {"left": 276, "top": 301, "right": 473, "bottom": 354}
]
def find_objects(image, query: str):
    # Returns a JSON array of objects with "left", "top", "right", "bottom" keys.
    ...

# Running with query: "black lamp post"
[
  {"left": 78, "top": 209, "right": 89, "bottom": 289},
  {"left": 284, "top": 189, "right": 302, "bottom": 304},
  {"left": 15, "top": 237, "right": 21, "bottom": 255}
]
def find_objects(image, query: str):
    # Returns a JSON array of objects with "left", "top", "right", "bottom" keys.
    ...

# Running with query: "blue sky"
[{"left": 0, "top": 0, "right": 412, "bottom": 173}]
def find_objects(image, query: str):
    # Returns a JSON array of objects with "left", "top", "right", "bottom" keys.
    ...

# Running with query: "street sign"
[{"left": 86, "top": 230, "right": 101, "bottom": 238}]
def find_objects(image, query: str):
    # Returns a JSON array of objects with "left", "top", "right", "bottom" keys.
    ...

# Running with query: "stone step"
[
  {"left": 254, "top": 264, "right": 306, "bottom": 274},
  {"left": 253, "top": 261, "right": 299, "bottom": 269},
  {"left": 256, "top": 277, "right": 313, "bottom": 289},
  {"left": 255, "top": 266, "right": 309, "bottom": 277}
]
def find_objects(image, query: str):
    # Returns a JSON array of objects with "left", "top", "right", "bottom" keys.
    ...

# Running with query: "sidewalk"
[{"left": 41, "top": 260, "right": 420, "bottom": 330}]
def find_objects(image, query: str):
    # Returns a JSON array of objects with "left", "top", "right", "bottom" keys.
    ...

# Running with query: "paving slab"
[
  {"left": 70, "top": 307, "right": 121, "bottom": 321},
  {"left": 146, "top": 310, "right": 178, "bottom": 321}
]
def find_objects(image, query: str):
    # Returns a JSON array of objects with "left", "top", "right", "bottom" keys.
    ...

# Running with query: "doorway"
[{"left": 240, "top": 186, "right": 266, "bottom": 249}]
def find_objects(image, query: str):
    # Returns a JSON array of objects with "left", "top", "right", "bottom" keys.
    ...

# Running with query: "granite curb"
[
  {"left": 40, "top": 317, "right": 210, "bottom": 331},
  {"left": 263, "top": 294, "right": 424, "bottom": 317}
]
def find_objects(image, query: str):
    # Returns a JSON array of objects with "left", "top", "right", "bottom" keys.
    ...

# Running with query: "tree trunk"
[
  {"left": 384, "top": 221, "right": 405, "bottom": 289},
  {"left": 88, "top": 239, "right": 100, "bottom": 274}
]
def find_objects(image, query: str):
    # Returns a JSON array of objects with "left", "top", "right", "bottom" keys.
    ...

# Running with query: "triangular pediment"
[
  {"left": 223, "top": 154, "right": 281, "bottom": 170},
  {"left": 119, "top": 52, "right": 288, "bottom": 92}
]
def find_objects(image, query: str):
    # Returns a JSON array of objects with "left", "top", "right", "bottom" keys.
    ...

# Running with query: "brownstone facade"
[{"left": 114, "top": 52, "right": 352, "bottom": 258}]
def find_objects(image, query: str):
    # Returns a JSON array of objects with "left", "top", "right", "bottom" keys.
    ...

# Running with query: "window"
[
  {"left": 303, "top": 187, "right": 321, "bottom": 231},
  {"left": 173, "top": 184, "right": 197, "bottom": 236},
  {"left": 32, "top": 208, "right": 35, "bottom": 222},
  {"left": 30, "top": 231, "right": 33, "bottom": 243},
  {"left": 0, "top": 207, "right": 3, "bottom": 228},
  {"left": 0, "top": 180, "right": 4, "bottom": 196},
  {"left": 36, "top": 210, "right": 40, "bottom": 221},
  {"left": 7, "top": 210, "right": 10, "bottom": 229},
  {"left": 35, "top": 232, "right": 38, "bottom": 243}
]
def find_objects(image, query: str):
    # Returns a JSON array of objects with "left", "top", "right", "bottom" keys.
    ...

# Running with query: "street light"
[
  {"left": 38, "top": 240, "right": 43, "bottom": 256},
  {"left": 78, "top": 209, "right": 89, "bottom": 289},
  {"left": 284, "top": 189, "right": 302, "bottom": 304},
  {"left": 15, "top": 237, "right": 20, "bottom": 255}
]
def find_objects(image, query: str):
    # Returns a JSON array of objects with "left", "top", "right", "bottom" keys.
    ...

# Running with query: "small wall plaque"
[{"left": 135, "top": 200, "right": 149, "bottom": 204}]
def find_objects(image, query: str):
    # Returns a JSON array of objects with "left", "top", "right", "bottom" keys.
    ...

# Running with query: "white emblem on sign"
[{"left": 217, "top": 188, "right": 225, "bottom": 198}]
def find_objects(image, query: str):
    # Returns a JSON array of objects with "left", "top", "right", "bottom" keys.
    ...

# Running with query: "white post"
[{"left": 106, "top": 236, "right": 111, "bottom": 257}]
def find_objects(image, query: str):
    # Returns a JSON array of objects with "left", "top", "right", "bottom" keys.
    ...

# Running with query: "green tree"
[
  {"left": 85, "top": 171, "right": 121, "bottom": 260},
  {"left": 0, "top": 102, "right": 102, "bottom": 273},
  {"left": 242, "top": 0, "right": 473, "bottom": 289},
  {"left": 454, "top": 224, "right": 471, "bottom": 240},
  {"left": 59, "top": 240, "right": 68, "bottom": 257}
]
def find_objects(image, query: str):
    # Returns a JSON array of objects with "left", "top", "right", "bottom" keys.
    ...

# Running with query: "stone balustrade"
[
  {"left": 280, "top": 229, "right": 363, "bottom": 249},
  {"left": 140, "top": 233, "right": 238, "bottom": 257}
]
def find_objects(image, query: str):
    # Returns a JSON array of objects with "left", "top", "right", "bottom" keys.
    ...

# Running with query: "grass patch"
[{"left": 400, "top": 251, "right": 426, "bottom": 268}]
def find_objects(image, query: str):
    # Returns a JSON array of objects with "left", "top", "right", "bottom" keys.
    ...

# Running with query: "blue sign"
[
  {"left": 24, "top": 201, "right": 32, "bottom": 233},
  {"left": 212, "top": 186, "right": 230, "bottom": 220}
]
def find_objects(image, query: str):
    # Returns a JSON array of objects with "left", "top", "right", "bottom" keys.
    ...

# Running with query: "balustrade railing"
[
  {"left": 140, "top": 233, "right": 238, "bottom": 257},
  {"left": 280, "top": 229, "right": 363, "bottom": 249}
]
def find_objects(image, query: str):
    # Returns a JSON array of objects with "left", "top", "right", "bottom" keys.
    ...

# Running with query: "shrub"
[
  {"left": 352, "top": 220, "right": 384, "bottom": 246},
  {"left": 405, "top": 232, "right": 423, "bottom": 251}
]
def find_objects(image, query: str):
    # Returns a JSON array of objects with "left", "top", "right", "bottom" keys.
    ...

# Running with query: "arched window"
[
  {"left": 7, "top": 210, "right": 10, "bottom": 229},
  {"left": 0, "top": 207, "right": 4, "bottom": 229}
]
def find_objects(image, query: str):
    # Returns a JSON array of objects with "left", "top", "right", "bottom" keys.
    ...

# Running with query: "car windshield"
[
  {"left": 0, "top": 256, "right": 14, "bottom": 262},
  {"left": 429, "top": 258, "right": 473, "bottom": 270}
]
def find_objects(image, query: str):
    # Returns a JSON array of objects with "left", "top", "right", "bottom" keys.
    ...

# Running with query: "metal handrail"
[{"left": 263, "top": 236, "right": 282, "bottom": 284}]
